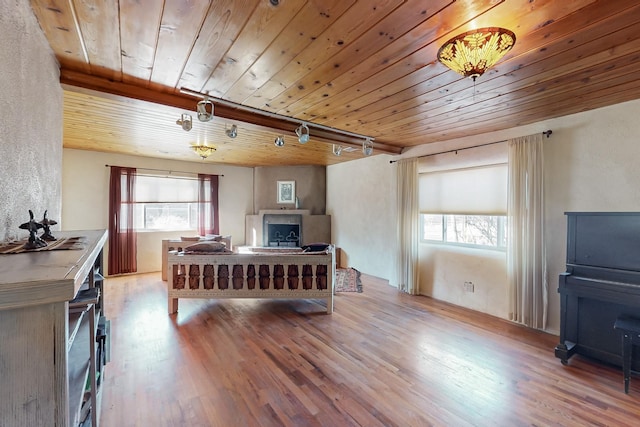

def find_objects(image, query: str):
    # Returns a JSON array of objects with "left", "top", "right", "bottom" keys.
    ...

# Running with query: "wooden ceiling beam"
[{"left": 59, "top": 69, "right": 402, "bottom": 155}]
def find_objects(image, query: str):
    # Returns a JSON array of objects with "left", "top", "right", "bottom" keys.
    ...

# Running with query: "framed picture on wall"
[{"left": 277, "top": 181, "right": 295, "bottom": 204}]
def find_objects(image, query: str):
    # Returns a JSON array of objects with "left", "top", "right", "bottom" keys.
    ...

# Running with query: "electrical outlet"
[{"left": 463, "top": 281, "right": 475, "bottom": 292}]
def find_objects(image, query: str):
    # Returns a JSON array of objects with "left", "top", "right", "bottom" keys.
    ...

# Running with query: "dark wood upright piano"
[{"left": 556, "top": 212, "right": 640, "bottom": 368}]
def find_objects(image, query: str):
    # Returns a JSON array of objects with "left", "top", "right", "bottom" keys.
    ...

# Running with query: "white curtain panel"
[
  {"left": 395, "top": 158, "right": 420, "bottom": 295},
  {"left": 507, "top": 134, "right": 548, "bottom": 329}
]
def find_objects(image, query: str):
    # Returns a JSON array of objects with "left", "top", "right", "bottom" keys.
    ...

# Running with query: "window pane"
[
  {"left": 422, "top": 214, "right": 506, "bottom": 249},
  {"left": 133, "top": 204, "right": 145, "bottom": 229},
  {"left": 142, "top": 203, "right": 193, "bottom": 230},
  {"left": 189, "top": 204, "right": 198, "bottom": 229},
  {"left": 422, "top": 214, "right": 443, "bottom": 241},
  {"left": 498, "top": 217, "right": 507, "bottom": 247},
  {"left": 446, "top": 215, "right": 499, "bottom": 246}
]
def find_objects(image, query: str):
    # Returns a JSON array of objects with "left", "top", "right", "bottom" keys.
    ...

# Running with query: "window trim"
[
  {"left": 137, "top": 202, "right": 199, "bottom": 232},
  {"left": 420, "top": 213, "right": 507, "bottom": 252},
  {"left": 130, "top": 174, "right": 202, "bottom": 232}
]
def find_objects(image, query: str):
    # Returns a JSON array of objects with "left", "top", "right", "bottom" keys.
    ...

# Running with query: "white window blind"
[
  {"left": 134, "top": 175, "right": 198, "bottom": 203},
  {"left": 418, "top": 141, "right": 508, "bottom": 215},
  {"left": 419, "top": 164, "right": 507, "bottom": 214}
]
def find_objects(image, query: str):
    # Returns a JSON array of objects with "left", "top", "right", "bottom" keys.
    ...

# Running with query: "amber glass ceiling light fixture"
[
  {"left": 437, "top": 27, "right": 516, "bottom": 81},
  {"left": 191, "top": 144, "right": 216, "bottom": 159}
]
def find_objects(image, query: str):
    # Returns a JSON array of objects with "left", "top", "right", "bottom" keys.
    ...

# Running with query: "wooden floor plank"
[{"left": 101, "top": 273, "right": 640, "bottom": 426}]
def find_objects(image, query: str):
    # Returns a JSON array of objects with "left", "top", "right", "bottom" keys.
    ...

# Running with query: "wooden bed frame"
[
  {"left": 161, "top": 236, "right": 232, "bottom": 281},
  {"left": 167, "top": 249, "right": 335, "bottom": 314}
]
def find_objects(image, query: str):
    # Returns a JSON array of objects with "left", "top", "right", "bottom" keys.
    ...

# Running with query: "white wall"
[
  {"left": 62, "top": 148, "right": 254, "bottom": 274},
  {"left": 327, "top": 154, "right": 397, "bottom": 280},
  {"left": 328, "top": 98, "right": 640, "bottom": 335},
  {"left": 420, "top": 245, "right": 508, "bottom": 318},
  {"left": 542, "top": 99, "right": 640, "bottom": 334},
  {"left": 415, "top": 142, "right": 510, "bottom": 318},
  {"left": 0, "top": 1, "right": 62, "bottom": 240}
]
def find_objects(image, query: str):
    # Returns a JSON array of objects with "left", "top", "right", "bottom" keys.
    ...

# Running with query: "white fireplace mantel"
[{"left": 258, "top": 209, "right": 311, "bottom": 216}]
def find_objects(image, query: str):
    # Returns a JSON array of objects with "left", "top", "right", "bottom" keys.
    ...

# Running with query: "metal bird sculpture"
[
  {"left": 19, "top": 210, "right": 47, "bottom": 249},
  {"left": 40, "top": 210, "right": 57, "bottom": 241}
]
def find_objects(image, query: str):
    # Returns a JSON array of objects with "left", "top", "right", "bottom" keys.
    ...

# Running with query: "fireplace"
[
  {"left": 263, "top": 214, "right": 302, "bottom": 247},
  {"left": 245, "top": 210, "right": 329, "bottom": 248}
]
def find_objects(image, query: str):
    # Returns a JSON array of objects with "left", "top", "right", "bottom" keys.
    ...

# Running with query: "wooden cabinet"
[
  {"left": 0, "top": 230, "right": 108, "bottom": 426},
  {"left": 68, "top": 260, "right": 108, "bottom": 426}
]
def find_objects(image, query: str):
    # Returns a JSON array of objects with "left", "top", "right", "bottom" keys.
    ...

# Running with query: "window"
[
  {"left": 421, "top": 214, "right": 507, "bottom": 250},
  {"left": 133, "top": 175, "right": 200, "bottom": 231},
  {"left": 134, "top": 202, "right": 198, "bottom": 230},
  {"left": 417, "top": 143, "right": 509, "bottom": 250}
]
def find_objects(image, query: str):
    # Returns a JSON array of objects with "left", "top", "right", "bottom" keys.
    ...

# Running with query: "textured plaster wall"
[
  {"left": 327, "top": 154, "right": 396, "bottom": 280},
  {"left": 328, "top": 98, "right": 640, "bottom": 335},
  {"left": 542, "top": 99, "right": 640, "bottom": 334},
  {"left": 253, "top": 166, "right": 326, "bottom": 214},
  {"left": 418, "top": 99, "right": 640, "bottom": 334},
  {"left": 0, "top": 1, "right": 62, "bottom": 240},
  {"left": 420, "top": 246, "right": 508, "bottom": 319},
  {"left": 416, "top": 143, "right": 509, "bottom": 319},
  {"left": 62, "top": 149, "right": 253, "bottom": 273}
]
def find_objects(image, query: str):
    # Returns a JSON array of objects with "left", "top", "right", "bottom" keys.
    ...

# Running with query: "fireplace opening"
[
  {"left": 264, "top": 214, "right": 302, "bottom": 247},
  {"left": 267, "top": 224, "right": 300, "bottom": 247}
]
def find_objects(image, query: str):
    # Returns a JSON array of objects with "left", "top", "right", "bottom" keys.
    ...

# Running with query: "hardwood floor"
[{"left": 101, "top": 273, "right": 640, "bottom": 426}]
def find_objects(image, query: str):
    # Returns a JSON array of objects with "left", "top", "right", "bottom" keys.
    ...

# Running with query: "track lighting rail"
[
  {"left": 179, "top": 88, "right": 374, "bottom": 142},
  {"left": 59, "top": 71, "right": 402, "bottom": 156}
]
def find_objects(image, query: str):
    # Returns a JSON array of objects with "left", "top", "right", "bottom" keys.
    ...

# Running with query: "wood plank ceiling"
[{"left": 29, "top": 0, "right": 640, "bottom": 166}]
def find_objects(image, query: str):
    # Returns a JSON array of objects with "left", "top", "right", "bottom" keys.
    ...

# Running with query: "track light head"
[
  {"left": 226, "top": 124, "right": 237, "bottom": 138},
  {"left": 196, "top": 98, "right": 214, "bottom": 122},
  {"left": 363, "top": 138, "right": 373, "bottom": 156},
  {"left": 274, "top": 135, "right": 285, "bottom": 147},
  {"left": 176, "top": 113, "right": 192, "bottom": 131},
  {"left": 295, "top": 123, "right": 310, "bottom": 144}
]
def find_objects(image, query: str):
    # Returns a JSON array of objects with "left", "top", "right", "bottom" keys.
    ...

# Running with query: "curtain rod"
[
  {"left": 389, "top": 130, "right": 552, "bottom": 163},
  {"left": 104, "top": 164, "right": 223, "bottom": 177}
]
